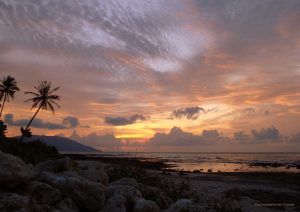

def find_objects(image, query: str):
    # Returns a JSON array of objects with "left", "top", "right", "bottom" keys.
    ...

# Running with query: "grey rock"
[
  {"left": 0, "top": 192, "right": 30, "bottom": 212},
  {"left": 37, "top": 171, "right": 105, "bottom": 211},
  {"left": 105, "top": 182, "right": 142, "bottom": 212},
  {"left": 24, "top": 181, "right": 62, "bottom": 206},
  {"left": 80, "top": 168, "right": 108, "bottom": 186},
  {"left": 0, "top": 151, "right": 33, "bottom": 189},
  {"left": 134, "top": 198, "right": 160, "bottom": 212},
  {"left": 106, "top": 184, "right": 142, "bottom": 204},
  {"left": 34, "top": 157, "right": 74, "bottom": 173},
  {"left": 56, "top": 198, "right": 79, "bottom": 212},
  {"left": 75, "top": 161, "right": 109, "bottom": 185},
  {"left": 166, "top": 199, "right": 192, "bottom": 212},
  {"left": 101, "top": 194, "right": 127, "bottom": 212},
  {"left": 139, "top": 183, "right": 173, "bottom": 209},
  {"left": 110, "top": 178, "right": 139, "bottom": 189}
]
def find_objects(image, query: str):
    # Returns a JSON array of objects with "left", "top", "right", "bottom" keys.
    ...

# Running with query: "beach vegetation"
[
  {"left": 0, "top": 137, "right": 60, "bottom": 164},
  {"left": 0, "top": 75, "right": 20, "bottom": 117},
  {"left": 20, "top": 81, "right": 60, "bottom": 141}
]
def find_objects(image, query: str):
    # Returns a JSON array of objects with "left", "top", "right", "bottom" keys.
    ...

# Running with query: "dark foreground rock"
[
  {"left": 34, "top": 157, "right": 74, "bottom": 173},
  {"left": 139, "top": 183, "right": 173, "bottom": 209},
  {"left": 23, "top": 181, "right": 62, "bottom": 207},
  {"left": 0, "top": 152, "right": 181, "bottom": 212},
  {"left": 134, "top": 198, "right": 160, "bottom": 212},
  {"left": 0, "top": 151, "right": 33, "bottom": 189},
  {"left": 36, "top": 171, "right": 105, "bottom": 211},
  {"left": 76, "top": 161, "right": 108, "bottom": 185},
  {"left": 0, "top": 192, "right": 30, "bottom": 212}
]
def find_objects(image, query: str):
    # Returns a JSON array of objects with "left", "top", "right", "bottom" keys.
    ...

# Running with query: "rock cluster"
[{"left": 0, "top": 150, "right": 201, "bottom": 212}]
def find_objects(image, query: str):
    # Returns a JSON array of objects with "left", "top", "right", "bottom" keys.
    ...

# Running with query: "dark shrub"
[{"left": 0, "top": 137, "right": 61, "bottom": 164}]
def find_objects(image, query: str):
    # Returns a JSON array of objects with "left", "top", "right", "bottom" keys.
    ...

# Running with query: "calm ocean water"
[{"left": 96, "top": 152, "right": 300, "bottom": 173}]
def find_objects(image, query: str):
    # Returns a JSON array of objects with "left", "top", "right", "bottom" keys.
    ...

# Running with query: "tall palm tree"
[
  {"left": 20, "top": 81, "right": 60, "bottom": 141},
  {"left": 0, "top": 76, "right": 20, "bottom": 117}
]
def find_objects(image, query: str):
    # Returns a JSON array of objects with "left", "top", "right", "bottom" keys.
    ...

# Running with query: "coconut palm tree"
[
  {"left": 0, "top": 76, "right": 20, "bottom": 117},
  {"left": 0, "top": 120, "right": 8, "bottom": 140},
  {"left": 20, "top": 81, "right": 60, "bottom": 141}
]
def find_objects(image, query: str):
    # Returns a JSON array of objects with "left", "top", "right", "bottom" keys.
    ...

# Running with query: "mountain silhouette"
[{"left": 29, "top": 135, "right": 100, "bottom": 153}]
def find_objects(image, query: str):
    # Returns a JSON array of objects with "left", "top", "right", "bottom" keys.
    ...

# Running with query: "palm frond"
[
  {"left": 47, "top": 102, "right": 55, "bottom": 114},
  {"left": 24, "top": 91, "right": 40, "bottom": 96},
  {"left": 30, "top": 101, "right": 39, "bottom": 109},
  {"left": 48, "top": 86, "right": 60, "bottom": 94},
  {"left": 25, "top": 80, "right": 61, "bottom": 113},
  {"left": 49, "top": 99, "right": 61, "bottom": 108},
  {"left": 48, "top": 95, "right": 60, "bottom": 100}
]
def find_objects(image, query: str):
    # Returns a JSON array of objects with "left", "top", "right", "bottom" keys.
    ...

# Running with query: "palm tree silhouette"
[
  {"left": 0, "top": 76, "right": 20, "bottom": 117},
  {"left": 20, "top": 81, "right": 60, "bottom": 141}
]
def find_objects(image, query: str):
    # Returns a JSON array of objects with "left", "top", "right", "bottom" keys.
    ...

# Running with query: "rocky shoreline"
[
  {"left": 0, "top": 150, "right": 203, "bottom": 212},
  {"left": 1, "top": 150, "right": 300, "bottom": 212}
]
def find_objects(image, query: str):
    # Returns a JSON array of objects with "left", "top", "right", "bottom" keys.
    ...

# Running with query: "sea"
[{"left": 92, "top": 152, "right": 300, "bottom": 173}]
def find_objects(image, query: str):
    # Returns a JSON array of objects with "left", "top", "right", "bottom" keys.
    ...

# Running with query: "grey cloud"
[
  {"left": 62, "top": 116, "right": 79, "bottom": 128},
  {"left": 70, "top": 130, "right": 121, "bottom": 151},
  {"left": 289, "top": 132, "right": 300, "bottom": 143},
  {"left": 206, "top": 107, "right": 219, "bottom": 113},
  {"left": 234, "top": 131, "right": 251, "bottom": 142},
  {"left": 148, "top": 126, "right": 285, "bottom": 147},
  {"left": 148, "top": 127, "right": 223, "bottom": 147},
  {"left": 5, "top": 114, "right": 79, "bottom": 129},
  {"left": 194, "top": 0, "right": 300, "bottom": 57},
  {"left": 71, "top": 126, "right": 295, "bottom": 150},
  {"left": 251, "top": 127, "right": 280, "bottom": 140},
  {"left": 171, "top": 106, "right": 205, "bottom": 120},
  {"left": 0, "top": 0, "right": 299, "bottom": 142},
  {"left": 0, "top": 0, "right": 190, "bottom": 75},
  {"left": 105, "top": 114, "right": 147, "bottom": 126},
  {"left": 202, "top": 130, "right": 220, "bottom": 137},
  {"left": 233, "top": 127, "right": 283, "bottom": 144}
]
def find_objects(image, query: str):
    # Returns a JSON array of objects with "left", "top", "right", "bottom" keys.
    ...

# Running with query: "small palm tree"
[
  {"left": 0, "top": 76, "right": 20, "bottom": 117},
  {"left": 0, "top": 120, "right": 8, "bottom": 141},
  {"left": 20, "top": 81, "right": 60, "bottom": 141}
]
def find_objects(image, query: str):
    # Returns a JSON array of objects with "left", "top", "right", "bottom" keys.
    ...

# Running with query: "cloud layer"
[
  {"left": 0, "top": 0, "right": 299, "bottom": 151},
  {"left": 5, "top": 114, "right": 79, "bottom": 130},
  {"left": 105, "top": 114, "right": 147, "bottom": 126},
  {"left": 170, "top": 106, "right": 205, "bottom": 120},
  {"left": 68, "top": 126, "right": 300, "bottom": 151},
  {"left": 70, "top": 130, "right": 121, "bottom": 151}
]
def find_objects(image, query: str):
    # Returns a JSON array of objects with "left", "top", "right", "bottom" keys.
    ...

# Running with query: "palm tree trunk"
[
  {"left": 0, "top": 95, "right": 7, "bottom": 118},
  {"left": 25, "top": 105, "right": 42, "bottom": 130},
  {"left": 20, "top": 105, "right": 42, "bottom": 142}
]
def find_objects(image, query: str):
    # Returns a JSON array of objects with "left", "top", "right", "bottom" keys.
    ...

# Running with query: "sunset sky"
[{"left": 0, "top": 0, "right": 299, "bottom": 152}]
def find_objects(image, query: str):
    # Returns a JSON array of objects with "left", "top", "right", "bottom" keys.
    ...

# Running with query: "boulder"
[
  {"left": 34, "top": 157, "right": 73, "bottom": 173},
  {"left": 56, "top": 198, "right": 79, "bottom": 212},
  {"left": 134, "top": 198, "right": 160, "bottom": 212},
  {"left": 0, "top": 192, "right": 30, "bottom": 212},
  {"left": 75, "top": 161, "right": 109, "bottom": 185},
  {"left": 102, "top": 194, "right": 127, "bottom": 212},
  {"left": 106, "top": 182, "right": 142, "bottom": 211},
  {"left": 139, "top": 183, "right": 173, "bottom": 209},
  {"left": 60, "top": 171, "right": 80, "bottom": 178},
  {"left": 37, "top": 171, "right": 105, "bottom": 211},
  {"left": 23, "top": 181, "right": 62, "bottom": 207},
  {"left": 166, "top": 199, "right": 198, "bottom": 212},
  {"left": 110, "top": 178, "right": 139, "bottom": 189},
  {"left": 0, "top": 151, "right": 33, "bottom": 189},
  {"left": 80, "top": 168, "right": 108, "bottom": 186},
  {"left": 76, "top": 161, "right": 106, "bottom": 171},
  {"left": 106, "top": 184, "right": 142, "bottom": 203}
]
